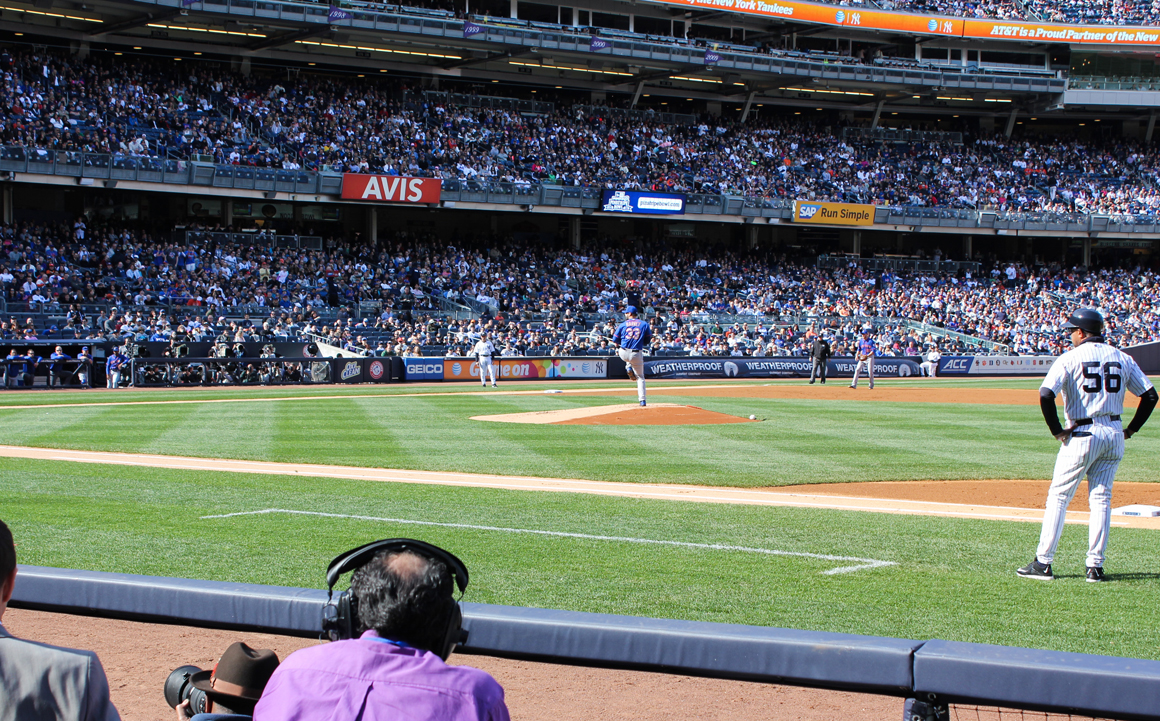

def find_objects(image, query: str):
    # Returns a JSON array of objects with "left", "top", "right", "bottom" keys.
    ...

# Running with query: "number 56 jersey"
[{"left": 1041, "top": 341, "right": 1155, "bottom": 424}]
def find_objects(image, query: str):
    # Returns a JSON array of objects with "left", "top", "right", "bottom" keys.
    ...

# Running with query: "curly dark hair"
[{"left": 350, "top": 550, "right": 456, "bottom": 653}]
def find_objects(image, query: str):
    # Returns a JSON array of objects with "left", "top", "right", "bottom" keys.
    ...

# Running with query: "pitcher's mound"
[{"left": 472, "top": 403, "right": 758, "bottom": 426}]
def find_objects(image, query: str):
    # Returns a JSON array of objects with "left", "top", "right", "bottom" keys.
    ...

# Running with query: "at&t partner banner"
[
  {"left": 444, "top": 357, "right": 608, "bottom": 381},
  {"left": 341, "top": 174, "right": 442, "bottom": 204},
  {"left": 645, "top": 357, "right": 921, "bottom": 378},
  {"left": 646, "top": 0, "right": 1160, "bottom": 45},
  {"left": 793, "top": 201, "right": 875, "bottom": 226}
]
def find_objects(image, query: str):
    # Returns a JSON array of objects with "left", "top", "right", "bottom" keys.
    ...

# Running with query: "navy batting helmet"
[{"left": 1063, "top": 307, "right": 1104, "bottom": 335}]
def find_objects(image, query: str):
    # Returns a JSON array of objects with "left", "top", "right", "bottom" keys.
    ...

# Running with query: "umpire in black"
[{"left": 809, "top": 333, "right": 832, "bottom": 384}]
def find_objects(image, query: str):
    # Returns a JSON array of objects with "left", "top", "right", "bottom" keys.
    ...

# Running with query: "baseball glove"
[{"left": 626, "top": 365, "right": 638, "bottom": 381}]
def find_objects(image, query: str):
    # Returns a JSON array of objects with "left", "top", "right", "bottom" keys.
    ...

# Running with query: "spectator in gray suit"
[{"left": 0, "top": 519, "right": 121, "bottom": 721}]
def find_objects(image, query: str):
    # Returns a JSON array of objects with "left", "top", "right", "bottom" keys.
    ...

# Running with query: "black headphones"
[{"left": 320, "top": 538, "right": 469, "bottom": 660}]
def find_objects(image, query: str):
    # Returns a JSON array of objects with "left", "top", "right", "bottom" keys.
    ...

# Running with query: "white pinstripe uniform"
[
  {"left": 1035, "top": 341, "right": 1153, "bottom": 568},
  {"left": 473, "top": 338, "right": 497, "bottom": 387}
]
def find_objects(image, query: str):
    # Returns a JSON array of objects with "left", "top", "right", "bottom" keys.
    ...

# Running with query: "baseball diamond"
[{"left": 8, "top": 4, "right": 1160, "bottom": 717}]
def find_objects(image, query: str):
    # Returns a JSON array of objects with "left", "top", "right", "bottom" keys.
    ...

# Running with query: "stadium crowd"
[
  {"left": 873, "top": 0, "right": 1160, "bottom": 24},
  {"left": 1, "top": 219, "right": 1157, "bottom": 361},
  {"left": 4, "top": 48, "right": 1160, "bottom": 216}
]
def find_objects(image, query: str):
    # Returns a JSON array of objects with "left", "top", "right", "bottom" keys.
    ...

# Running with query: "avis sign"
[{"left": 341, "top": 174, "right": 442, "bottom": 204}]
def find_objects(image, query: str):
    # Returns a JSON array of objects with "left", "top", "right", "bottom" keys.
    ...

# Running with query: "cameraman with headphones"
[{"left": 254, "top": 540, "right": 508, "bottom": 721}]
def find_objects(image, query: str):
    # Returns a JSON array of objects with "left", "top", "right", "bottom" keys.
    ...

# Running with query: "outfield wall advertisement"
[
  {"left": 937, "top": 356, "right": 1056, "bottom": 376},
  {"left": 443, "top": 357, "right": 608, "bottom": 381},
  {"left": 644, "top": 355, "right": 1057, "bottom": 379},
  {"left": 646, "top": 0, "right": 1160, "bottom": 44},
  {"left": 403, "top": 357, "right": 608, "bottom": 381},
  {"left": 644, "top": 358, "right": 923, "bottom": 379}
]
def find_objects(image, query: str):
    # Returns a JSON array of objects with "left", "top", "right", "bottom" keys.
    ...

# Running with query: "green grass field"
[{"left": 2, "top": 378, "right": 1158, "bottom": 659}]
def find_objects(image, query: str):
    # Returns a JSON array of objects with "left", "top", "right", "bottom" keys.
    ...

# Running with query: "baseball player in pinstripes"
[
  {"left": 1018, "top": 308, "right": 1157, "bottom": 583},
  {"left": 472, "top": 332, "right": 498, "bottom": 388},
  {"left": 613, "top": 305, "right": 652, "bottom": 406},
  {"left": 849, "top": 327, "right": 876, "bottom": 390}
]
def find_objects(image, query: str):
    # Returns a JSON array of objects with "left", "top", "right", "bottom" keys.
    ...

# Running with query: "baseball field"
[{"left": 2, "top": 376, "right": 1159, "bottom": 662}]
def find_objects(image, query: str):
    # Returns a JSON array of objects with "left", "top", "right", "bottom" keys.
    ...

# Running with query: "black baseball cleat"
[
  {"left": 1016, "top": 559, "right": 1054, "bottom": 581},
  {"left": 1086, "top": 566, "right": 1107, "bottom": 583},
  {"left": 809, "top": 380, "right": 815, "bottom": 384}
]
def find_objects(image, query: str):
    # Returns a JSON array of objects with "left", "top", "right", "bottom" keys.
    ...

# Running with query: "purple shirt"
[{"left": 253, "top": 630, "right": 509, "bottom": 721}]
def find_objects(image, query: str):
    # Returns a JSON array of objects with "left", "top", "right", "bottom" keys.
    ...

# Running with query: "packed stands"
[
  {"left": 3, "top": 47, "right": 1159, "bottom": 217},
  {"left": 2, "top": 220, "right": 1157, "bottom": 359}
]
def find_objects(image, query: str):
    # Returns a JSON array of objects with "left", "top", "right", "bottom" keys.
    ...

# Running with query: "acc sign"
[{"left": 341, "top": 174, "right": 442, "bottom": 204}]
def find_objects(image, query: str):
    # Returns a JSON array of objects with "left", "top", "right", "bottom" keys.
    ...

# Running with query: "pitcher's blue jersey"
[{"left": 613, "top": 318, "right": 652, "bottom": 351}]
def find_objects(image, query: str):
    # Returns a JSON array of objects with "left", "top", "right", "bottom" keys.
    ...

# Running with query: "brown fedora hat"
[{"left": 190, "top": 642, "right": 280, "bottom": 703}]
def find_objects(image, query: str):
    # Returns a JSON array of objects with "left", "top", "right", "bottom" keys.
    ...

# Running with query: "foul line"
[
  {"left": 200, "top": 508, "right": 894, "bottom": 575},
  {"left": 3, "top": 445, "right": 1154, "bottom": 528}
]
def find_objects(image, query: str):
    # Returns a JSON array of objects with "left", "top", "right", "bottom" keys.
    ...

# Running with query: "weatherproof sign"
[{"left": 341, "top": 174, "right": 442, "bottom": 204}]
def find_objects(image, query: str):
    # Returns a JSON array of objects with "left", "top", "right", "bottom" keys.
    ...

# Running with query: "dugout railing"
[
  {"left": 126, "top": 357, "right": 394, "bottom": 387},
  {"left": 0, "top": 358, "right": 93, "bottom": 389},
  {"left": 13, "top": 566, "right": 1160, "bottom": 721}
]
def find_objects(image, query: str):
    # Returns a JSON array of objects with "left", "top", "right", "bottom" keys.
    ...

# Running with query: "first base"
[{"left": 1111, "top": 504, "right": 1160, "bottom": 517}]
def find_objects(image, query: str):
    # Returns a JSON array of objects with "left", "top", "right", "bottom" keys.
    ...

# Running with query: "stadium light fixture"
[
  {"left": 0, "top": 4, "right": 98, "bottom": 21},
  {"left": 148, "top": 22, "right": 264, "bottom": 37}
]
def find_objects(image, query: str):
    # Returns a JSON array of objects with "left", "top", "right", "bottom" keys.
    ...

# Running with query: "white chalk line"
[
  {"left": 28, "top": 451, "right": 1129, "bottom": 527},
  {"left": 200, "top": 508, "right": 896, "bottom": 576}
]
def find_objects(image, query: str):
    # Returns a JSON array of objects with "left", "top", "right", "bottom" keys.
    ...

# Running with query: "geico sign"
[
  {"left": 341, "top": 174, "right": 442, "bottom": 204},
  {"left": 407, "top": 363, "right": 444, "bottom": 374}
]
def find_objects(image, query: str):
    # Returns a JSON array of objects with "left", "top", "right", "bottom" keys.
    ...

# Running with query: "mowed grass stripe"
[
  {"left": 3, "top": 457, "right": 1159, "bottom": 658},
  {"left": 0, "top": 375, "right": 1085, "bottom": 409},
  {"left": 0, "top": 391, "right": 1156, "bottom": 485}
]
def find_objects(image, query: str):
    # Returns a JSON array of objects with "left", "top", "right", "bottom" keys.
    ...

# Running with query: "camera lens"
[
  {"left": 163, "top": 665, "right": 202, "bottom": 710},
  {"left": 187, "top": 687, "right": 209, "bottom": 715}
]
